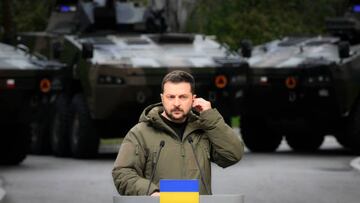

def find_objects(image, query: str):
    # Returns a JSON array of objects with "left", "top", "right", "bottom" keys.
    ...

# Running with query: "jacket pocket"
[
  {"left": 144, "top": 147, "right": 157, "bottom": 178},
  {"left": 199, "top": 140, "right": 211, "bottom": 161}
]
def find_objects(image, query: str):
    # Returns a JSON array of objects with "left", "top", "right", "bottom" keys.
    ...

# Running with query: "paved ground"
[
  {"left": 0, "top": 136, "right": 360, "bottom": 203},
  {"left": 0, "top": 179, "right": 5, "bottom": 202}
]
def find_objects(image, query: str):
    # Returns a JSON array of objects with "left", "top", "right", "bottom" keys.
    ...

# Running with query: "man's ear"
[
  {"left": 160, "top": 93, "right": 164, "bottom": 102},
  {"left": 193, "top": 94, "right": 197, "bottom": 101}
]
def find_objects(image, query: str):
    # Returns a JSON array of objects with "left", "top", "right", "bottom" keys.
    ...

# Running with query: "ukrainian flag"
[{"left": 160, "top": 179, "right": 199, "bottom": 203}]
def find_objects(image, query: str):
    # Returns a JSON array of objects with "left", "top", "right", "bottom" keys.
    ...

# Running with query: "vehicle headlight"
[
  {"left": 98, "top": 75, "right": 125, "bottom": 85},
  {"left": 230, "top": 75, "right": 247, "bottom": 85},
  {"left": 306, "top": 75, "right": 331, "bottom": 84}
]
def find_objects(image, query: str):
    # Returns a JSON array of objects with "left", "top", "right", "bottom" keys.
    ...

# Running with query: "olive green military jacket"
[{"left": 112, "top": 103, "right": 244, "bottom": 195}]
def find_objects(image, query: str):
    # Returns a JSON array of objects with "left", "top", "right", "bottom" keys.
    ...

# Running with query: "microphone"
[
  {"left": 146, "top": 140, "right": 165, "bottom": 195},
  {"left": 187, "top": 137, "right": 211, "bottom": 195}
]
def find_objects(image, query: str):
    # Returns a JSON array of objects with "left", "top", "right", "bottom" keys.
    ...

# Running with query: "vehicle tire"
[
  {"left": 334, "top": 133, "right": 352, "bottom": 149},
  {"left": 30, "top": 104, "right": 53, "bottom": 154},
  {"left": 346, "top": 98, "right": 360, "bottom": 153},
  {"left": 240, "top": 116, "right": 282, "bottom": 152},
  {"left": 51, "top": 94, "right": 71, "bottom": 157},
  {"left": 69, "top": 94, "right": 99, "bottom": 158},
  {"left": 0, "top": 124, "right": 30, "bottom": 165},
  {"left": 285, "top": 132, "right": 324, "bottom": 152},
  {"left": 332, "top": 118, "right": 352, "bottom": 149}
]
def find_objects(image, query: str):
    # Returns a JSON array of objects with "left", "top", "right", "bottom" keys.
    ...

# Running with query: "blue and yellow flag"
[{"left": 160, "top": 179, "right": 199, "bottom": 203}]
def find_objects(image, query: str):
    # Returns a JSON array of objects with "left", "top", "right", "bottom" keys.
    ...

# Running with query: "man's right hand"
[
  {"left": 151, "top": 192, "right": 160, "bottom": 196},
  {"left": 192, "top": 97, "right": 212, "bottom": 113}
]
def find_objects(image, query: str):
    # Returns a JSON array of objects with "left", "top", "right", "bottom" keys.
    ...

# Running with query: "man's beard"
[{"left": 164, "top": 107, "right": 188, "bottom": 122}]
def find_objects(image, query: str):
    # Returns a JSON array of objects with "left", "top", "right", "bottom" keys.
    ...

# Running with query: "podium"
[{"left": 113, "top": 194, "right": 245, "bottom": 203}]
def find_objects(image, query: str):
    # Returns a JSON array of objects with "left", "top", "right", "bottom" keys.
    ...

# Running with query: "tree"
[
  {"left": 1, "top": 0, "right": 15, "bottom": 43},
  {"left": 187, "top": 0, "right": 348, "bottom": 48}
]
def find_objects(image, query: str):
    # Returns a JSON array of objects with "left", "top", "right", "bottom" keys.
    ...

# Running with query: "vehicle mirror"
[
  {"left": 52, "top": 42, "right": 62, "bottom": 59},
  {"left": 240, "top": 39, "right": 252, "bottom": 58},
  {"left": 82, "top": 42, "right": 93, "bottom": 59},
  {"left": 338, "top": 41, "right": 350, "bottom": 59}
]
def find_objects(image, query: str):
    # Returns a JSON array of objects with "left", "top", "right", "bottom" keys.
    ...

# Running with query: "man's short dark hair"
[{"left": 161, "top": 70, "right": 195, "bottom": 94}]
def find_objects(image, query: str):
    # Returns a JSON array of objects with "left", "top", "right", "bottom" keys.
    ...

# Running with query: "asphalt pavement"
[
  {"left": 0, "top": 151, "right": 359, "bottom": 203},
  {"left": 0, "top": 178, "right": 5, "bottom": 202}
]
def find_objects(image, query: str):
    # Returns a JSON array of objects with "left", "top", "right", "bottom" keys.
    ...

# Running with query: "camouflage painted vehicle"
[
  {"left": 240, "top": 2, "right": 360, "bottom": 153},
  {"left": 19, "top": 0, "right": 248, "bottom": 158},
  {"left": 0, "top": 42, "right": 63, "bottom": 164}
]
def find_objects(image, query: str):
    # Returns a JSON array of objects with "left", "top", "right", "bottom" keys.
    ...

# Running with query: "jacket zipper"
[{"left": 181, "top": 142, "right": 185, "bottom": 178}]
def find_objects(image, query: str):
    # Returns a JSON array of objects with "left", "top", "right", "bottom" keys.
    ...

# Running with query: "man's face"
[{"left": 161, "top": 82, "right": 195, "bottom": 123}]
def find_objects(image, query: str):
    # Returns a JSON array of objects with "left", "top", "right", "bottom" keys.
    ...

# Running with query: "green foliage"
[
  {"left": 0, "top": 0, "right": 51, "bottom": 33},
  {"left": 12, "top": 0, "right": 51, "bottom": 32},
  {"left": 188, "top": 0, "right": 348, "bottom": 48}
]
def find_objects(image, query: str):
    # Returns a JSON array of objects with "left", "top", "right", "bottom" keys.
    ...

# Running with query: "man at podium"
[{"left": 112, "top": 70, "right": 244, "bottom": 196}]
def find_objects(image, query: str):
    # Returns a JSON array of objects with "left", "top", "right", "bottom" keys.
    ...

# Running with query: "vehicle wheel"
[
  {"left": 69, "top": 94, "right": 99, "bottom": 158},
  {"left": 346, "top": 98, "right": 360, "bottom": 153},
  {"left": 30, "top": 104, "right": 53, "bottom": 154},
  {"left": 332, "top": 118, "right": 351, "bottom": 149},
  {"left": 51, "top": 94, "right": 71, "bottom": 157},
  {"left": 0, "top": 124, "right": 30, "bottom": 165},
  {"left": 240, "top": 116, "right": 282, "bottom": 152},
  {"left": 285, "top": 132, "right": 324, "bottom": 152},
  {"left": 334, "top": 133, "right": 352, "bottom": 149}
]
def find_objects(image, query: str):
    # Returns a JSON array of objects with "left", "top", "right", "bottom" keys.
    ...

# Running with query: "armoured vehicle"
[
  {"left": 0, "top": 42, "right": 63, "bottom": 164},
  {"left": 19, "top": 0, "right": 248, "bottom": 158},
  {"left": 240, "top": 2, "right": 360, "bottom": 152}
]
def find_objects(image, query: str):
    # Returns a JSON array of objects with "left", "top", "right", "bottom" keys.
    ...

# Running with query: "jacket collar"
[{"left": 139, "top": 103, "right": 202, "bottom": 140}]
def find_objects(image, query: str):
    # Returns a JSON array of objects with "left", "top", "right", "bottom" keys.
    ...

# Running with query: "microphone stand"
[
  {"left": 146, "top": 140, "right": 165, "bottom": 195},
  {"left": 187, "top": 137, "right": 211, "bottom": 195}
]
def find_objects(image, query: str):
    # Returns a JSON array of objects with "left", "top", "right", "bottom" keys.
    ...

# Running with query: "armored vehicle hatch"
[{"left": 45, "top": 0, "right": 166, "bottom": 34}]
